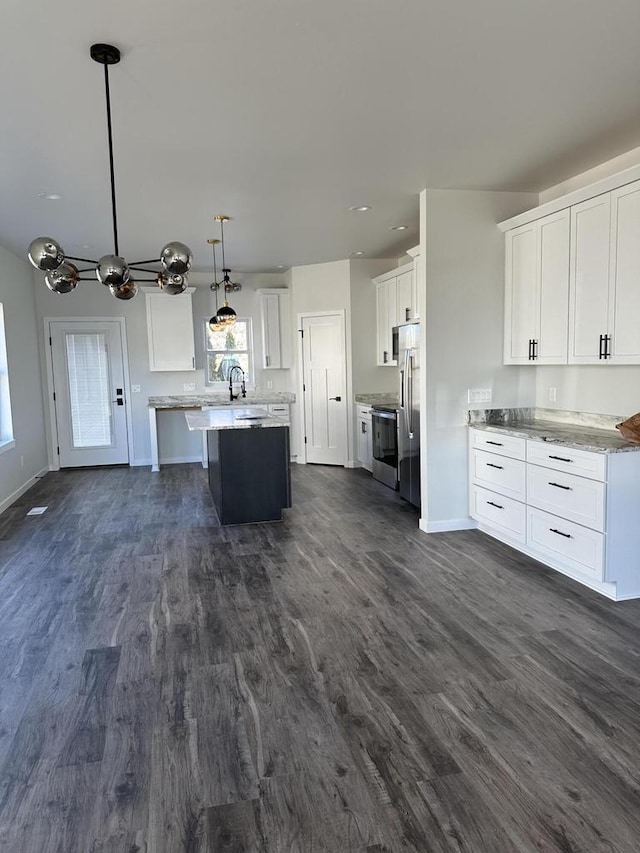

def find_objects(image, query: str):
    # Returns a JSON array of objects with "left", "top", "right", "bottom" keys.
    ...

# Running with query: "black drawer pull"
[
  {"left": 486, "top": 501, "right": 503, "bottom": 510},
  {"left": 548, "top": 481, "right": 571, "bottom": 490},
  {"left": 550, "top": 528, "right": 572, "bottom": 539},
  {"left": 486, "top": 440, "right": 503, "bottom": 446},
  {"left": 548, "top": 454, "right": 572, "bottom": 463},
  {"left": 486, "top": 463, "right": 503, "bottom": 470}
]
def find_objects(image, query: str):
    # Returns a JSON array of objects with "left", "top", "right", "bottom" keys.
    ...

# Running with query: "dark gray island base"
[{"left": 207, "top": 426, "right": 291, "bottom": 524}]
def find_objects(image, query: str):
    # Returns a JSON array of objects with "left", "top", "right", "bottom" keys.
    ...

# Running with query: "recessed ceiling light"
[
  {"left": 276, "top": 264, "right": 285, "bottom": 269},
  {"left": 351, "top": 251, "right": 365, "bottom": 256},
  {"left": 349, "top": 205, "right": 371, "bottom": 212},
  {"left": 38, "top": 193, "right": 63, "bottom": 200},
  {"left": 389, "top": 225, "right": 408, "bottom": 231}
]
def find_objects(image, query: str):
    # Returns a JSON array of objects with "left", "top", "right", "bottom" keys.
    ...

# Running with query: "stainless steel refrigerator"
[{"left": 397, "top": 321, "right": 420, "bottom": 508}]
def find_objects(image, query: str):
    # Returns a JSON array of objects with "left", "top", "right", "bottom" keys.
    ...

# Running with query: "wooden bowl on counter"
[{"left": 616, "top": 412, "right": 640, "bottom": 445}]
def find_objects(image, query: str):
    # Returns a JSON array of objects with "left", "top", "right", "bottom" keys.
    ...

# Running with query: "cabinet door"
[
  {"left": 568, "top": 194, "right": 611, "bottom": 363},
  {"left": 609, "top": 181, "right": 640, "bottom": 363},
  {"left": 145, "top": 290, "right": 195, "bottom": 371},
  {"left": 504, "top": 223, "right": 538, "bottom": 364},
  {"left": 396, "top": 271, "right": 414, "bottom": 324},
  {"left": 261, "top": 293, "right": 282, "bottom": 368},
  {"left": 411, "top": 252, "right": 421, "bottom": 320},
  {"left": 376, "top": 280, "right": 397, "bottom": 366},
  {"left": 537, "top": 209, "right": 570, "bottom": 364}
]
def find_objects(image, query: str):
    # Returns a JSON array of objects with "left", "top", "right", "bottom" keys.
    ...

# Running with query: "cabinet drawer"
[
  {"left": 527, "top": 464, "right": 605, "bottom": 531},
  {"left": 356, "top": 405, "right": 372, "bottom": 419},
  {"left": 268, "top": 404, "right": 290, "bottom": 416},
  {"left": 471, "top": 486, "right": 525, "bottom": 542},
  {"left": 472, "top": 450, "right": 526, "bottom": 501},
  {"left": 527, "top": 507, "right": 604, "bottom": 582},
  {"left": 471, "top": 430, "right": 526, "bottom": 460},
  {"left": 526, "top": 440, "right": 606, "bottom": 481}
]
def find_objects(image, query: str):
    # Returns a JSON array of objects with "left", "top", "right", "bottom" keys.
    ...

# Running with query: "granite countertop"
[
  {"left": 185, "top": 408, "right": 290, "bottom": 431},
  {"left": 355, "top": 393, "right": 399, "bottom": 407},
  {"left": 149, "top": 392, "right": 295, "bottom": 409},
  {"left": 469, "top": 407, "right": 638, "bottom": 454}
]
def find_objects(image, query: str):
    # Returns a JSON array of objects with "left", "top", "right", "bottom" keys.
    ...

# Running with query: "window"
[
  {"left": 0, "top": 303, "right": 15, "bottom": 452},
  {"left": 205, "top": 318, "right": 253, "bottom": 386}
]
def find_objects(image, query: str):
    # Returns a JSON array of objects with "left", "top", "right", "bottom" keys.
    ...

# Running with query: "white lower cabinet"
[
  {"left": 469, "top": 429, "right": 640, "bottom": 600},
  {"left": 356, "top": 404, "right": 373, "bottom": 472}
]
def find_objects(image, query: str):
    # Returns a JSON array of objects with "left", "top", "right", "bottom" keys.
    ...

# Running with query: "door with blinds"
[{"left": 49, "top": 320, "right": 130, "bottom": 467}]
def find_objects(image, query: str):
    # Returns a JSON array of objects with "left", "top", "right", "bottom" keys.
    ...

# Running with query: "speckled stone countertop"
[
  {"left": 149, "top": 392, "right": 295, "bottom": 409},
  {"left": 468, "top": 407, "right": 638, "bottom": 453},
  {"left": 355, "top": 393, "right": 399, "bottom": 406},
  {"left": 185, "top": 408, "right": 289, "bottom": 431}
]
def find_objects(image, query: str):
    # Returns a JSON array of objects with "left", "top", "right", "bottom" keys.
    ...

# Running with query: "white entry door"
[
  {"left": 49, "top": 320, "right": 130, "bottom": 467},
  {"left": 301, "top": 313, "right": 347, "bottom": 465}
]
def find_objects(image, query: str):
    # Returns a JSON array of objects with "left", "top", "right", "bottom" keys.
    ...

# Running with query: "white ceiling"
[{"left": 1, "top": 0, "right": 639, "bottom": 273}]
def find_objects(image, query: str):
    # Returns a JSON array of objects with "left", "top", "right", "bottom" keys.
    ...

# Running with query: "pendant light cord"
[
  {"left": 212, "top": 242, "right": 219, "bottom": 312},
  {"left": 103, "top": 62, "right": 120, "bottom": 256}
]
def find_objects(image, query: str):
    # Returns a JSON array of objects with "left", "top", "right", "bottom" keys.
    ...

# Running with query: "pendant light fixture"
[
  {"left": 27, "top": 43, "right": 193, "bottom": 299},
  {"left": 208, "top": 215, "right": 241, "bottom": 330}
]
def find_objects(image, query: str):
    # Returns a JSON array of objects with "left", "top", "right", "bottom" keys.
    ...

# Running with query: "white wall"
[
  {"left": 0, "top": 247, "right": 48, "bottom": 512},
  {"left": 34, "top": 270, "right": 292, "bottom": 467},
  {"left": 420, "top": 188, "right": 539, "bottom": 530}
]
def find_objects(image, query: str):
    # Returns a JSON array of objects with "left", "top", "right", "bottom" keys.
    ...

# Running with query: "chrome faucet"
[{"left": 229, "top": 365, "right": 246, "bottom": 401}]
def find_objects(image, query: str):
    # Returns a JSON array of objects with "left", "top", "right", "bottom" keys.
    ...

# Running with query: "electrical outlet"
[
  {"left": 131, "top": 384, "right": 141, "bottom": 393},
  {"left": 549, "top": 386, "right": 557, "bottom": 403},
  {"left": 183, "top": 382, "right": 196, "bottom": 392},
  {"left": 267, "top": 380, "right": 273, "bottom": 390},
  {"left": 467, "top": 389, "right": 492, "bottom": 404}
]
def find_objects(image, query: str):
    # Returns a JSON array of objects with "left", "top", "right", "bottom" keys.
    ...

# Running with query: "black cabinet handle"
[
  {"left": 486, "top": 463, "right": 503, "bottom": 470},
  {"left": 549, "top": 454, "right": 572, "bottom": 462},
  {"left": 383, "top": 350, "right": 388, "bottom": 364},
  {"left": 361, "top": 421, "right": 366, "bottom": 434},
  {"left": 599, "top": 334, "right": 605, "bottom": 360},
  {"left": 550, "top": 528, "right": 572, "bottom": 539},
  {"left": 549, "top": 481, "right": 571, "bottom": 490},
  {"left": 486, "top": 501, "right": 503, "bottom": 509},
  {"left": 605, "top": 334, "right": 611, "bottom": 360},
  {"left": 486, "top": 440, "right": 503, "bottom": 446},
  {"left": 528, "top": 339, "right": 533, "bottom": 360},
  {"left": 533, "top": 339, "right": 538, "bottom": 360},
  {"left": 405, "top": 308, "right": 410, "bottom": 322}
]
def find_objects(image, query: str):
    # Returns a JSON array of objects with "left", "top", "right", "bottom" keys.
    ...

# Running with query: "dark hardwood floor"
[{"left": 1, "top": 462, "right": 640, "bottom": 851}]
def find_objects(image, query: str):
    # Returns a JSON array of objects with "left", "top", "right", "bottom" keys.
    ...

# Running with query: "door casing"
[{"left": 43, "top": 317, "right": 134, "bottom": 471}]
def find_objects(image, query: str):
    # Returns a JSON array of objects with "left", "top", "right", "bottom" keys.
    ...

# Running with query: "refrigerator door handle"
[
  {"left": 407, "top": 351, "right": 414, "bottom": 439},
  {"left": 399, "top": 368, "right": 405, "bottom": 408},
  {"left": 403, "top": 348, "right": 411, "bottom": 438}
]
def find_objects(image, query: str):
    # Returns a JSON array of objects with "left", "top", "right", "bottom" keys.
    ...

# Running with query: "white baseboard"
[
  {"left": 0, "top": 466, "right": 49, "bottom": 517},
  {"left": 131, "top": 455, "right": 202, "bottom": 467},
  {"left": 419, "top": 517, "right": 478, "bottom": 534},
  {"left": 344, "top": 459, "right": 359, "bottom": 469}
]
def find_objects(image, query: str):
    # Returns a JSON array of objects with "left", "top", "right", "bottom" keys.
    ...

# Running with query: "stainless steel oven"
[{"left": 371, "top": 406, "right": 399, "bottom": 490}]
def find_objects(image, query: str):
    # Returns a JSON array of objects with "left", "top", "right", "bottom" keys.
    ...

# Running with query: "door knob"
[{"left": 329, "top": 396, "right": 342, "bottom": 402}]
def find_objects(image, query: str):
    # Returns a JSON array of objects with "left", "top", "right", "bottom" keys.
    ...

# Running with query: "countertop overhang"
[
  {"left": 185, "top": 408, "right": 289, "bottom": 431},
  {"left": 149, "top": 392, "right": 295, "bottom": 409}
]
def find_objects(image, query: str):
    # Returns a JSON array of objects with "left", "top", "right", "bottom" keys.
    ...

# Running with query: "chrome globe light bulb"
[{"left": 28, "top": 237, "right": 65, "bottom": 271}]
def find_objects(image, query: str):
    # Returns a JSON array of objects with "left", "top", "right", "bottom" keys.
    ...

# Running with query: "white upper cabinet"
[
  {"left": 373, "top": 261, "right": 417, "bottom": 366},
  {"left": 568, "top": 194, "right": 612, "bottom": 363},
  {"left": 406, "top": 245, "right": 421, "bottom": 321},
  {"left": 608, "top": 182, "right": 640, "bottom": 363},
  {"left": 257, "top": 288, "right": 291, "bottom": 369},
  {"left": 504, "top": 210, "right": 569, "bottom": 364},
  {"left": 502, "top": 175, "right": 640, "bottom": 368},
  {"left": 144, "top": 287, "right": 196, "bottom": 372}
]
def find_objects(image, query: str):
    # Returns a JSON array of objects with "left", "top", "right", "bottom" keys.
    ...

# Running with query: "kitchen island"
[
  {"left": 148, "top": 392, "right": 295, "bottom": 471},
  {"left": 185, "top": 408, "right": 291, "bottom": 525}
]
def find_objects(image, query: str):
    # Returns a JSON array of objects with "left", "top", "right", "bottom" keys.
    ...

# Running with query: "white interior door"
[
  {"left": 50, "top": 320, "right": 130, "bottom": 467},
  {"left": 301, "top": 313, "right": 347, "bottom": 465}
]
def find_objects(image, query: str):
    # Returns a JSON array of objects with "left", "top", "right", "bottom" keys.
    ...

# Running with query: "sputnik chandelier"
[
  {"left": 27, "top": 44, "right": 193, "bottom": 300},
  {"left": 208, "top": 215, "right": 242, "bottom": 330}
]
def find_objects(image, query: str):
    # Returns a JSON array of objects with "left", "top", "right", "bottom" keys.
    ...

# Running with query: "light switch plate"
[
  {"left": 183, "top": 382, "right": 196, "bottom": 392},
  {"left": 467, "top": 388, "right": 492, "bottom": 404},
  {"left": 131, "top": 384, "right": 141, "bottom": 393}
]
